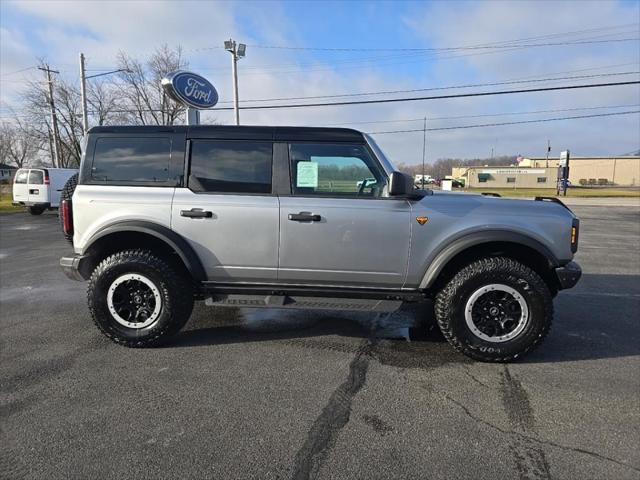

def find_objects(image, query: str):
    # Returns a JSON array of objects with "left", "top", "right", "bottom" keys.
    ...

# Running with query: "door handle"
[
  {"left": 288, "top": 212, "right": 321, "bottom": 222},
  {"left": 181, "top": 208, "right": 213, "bottom": 219}
]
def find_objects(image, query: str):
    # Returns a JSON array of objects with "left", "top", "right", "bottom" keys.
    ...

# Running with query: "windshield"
[{"left": 364, "top": 134, "right": 396, "bottom": 174}]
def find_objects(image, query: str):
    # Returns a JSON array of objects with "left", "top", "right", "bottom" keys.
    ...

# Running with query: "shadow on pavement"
[{"left": 169, "top": 274, "right": 640, "bottom": 365}]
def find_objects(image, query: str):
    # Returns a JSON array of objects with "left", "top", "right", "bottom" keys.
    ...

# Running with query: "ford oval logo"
[{"left": 161, "top": 71, "right": 218, "bottom": 109}]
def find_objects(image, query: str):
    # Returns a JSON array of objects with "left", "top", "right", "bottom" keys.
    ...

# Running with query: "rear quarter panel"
[{"left": 72, "top": 185, "right": 175, "bottom": 254}]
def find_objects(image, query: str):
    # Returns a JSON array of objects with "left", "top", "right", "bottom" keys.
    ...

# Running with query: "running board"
[{"left": 204, "top": 294, "right": 403, "bottom": 312}]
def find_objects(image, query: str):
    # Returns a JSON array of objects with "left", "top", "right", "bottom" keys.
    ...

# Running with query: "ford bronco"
[{"left": 59, "top": 126, "right": 581, "bottom": 362}]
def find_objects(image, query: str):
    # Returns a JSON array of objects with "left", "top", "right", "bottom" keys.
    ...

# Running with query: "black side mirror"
[{"left": 388, "top": 171, "right": 414, "bottom": 196}]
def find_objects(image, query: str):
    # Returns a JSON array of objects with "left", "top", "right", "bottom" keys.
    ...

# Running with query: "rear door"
[
  {"left": 278, "top": 142, "right": 411, "bottom": 288},
  {"left": 27, "top": 169, "right": 48, "bottom": 204},
  {"left": 12, "top": 169, "right": 29, "bottom": 202},
  {"left": 171, "top": 138, "right": 280, "bottom": 283}
]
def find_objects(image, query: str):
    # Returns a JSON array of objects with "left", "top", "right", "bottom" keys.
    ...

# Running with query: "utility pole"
[
  {"left": 38, "top": 65, "right": 61, "bottom": 167},
  {"left": 224, "top": 39, "right": 246, "bottom": 125},
  {"left": 421, "top": 116, "right": 427, "bottom": 189},
  {"left": 79, "top": 53, "right": 89, "bottom": 135},
  {"left": 545, "top": 139, "right": 551, "bottom": 168}
]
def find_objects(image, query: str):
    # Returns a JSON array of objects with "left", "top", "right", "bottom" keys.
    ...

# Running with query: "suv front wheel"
[
  {"left": 87, "top": 249, "right": 194, "bottom": 347},
  {"left": 435, "top": 257, "right": 553, "bottom": 362}
]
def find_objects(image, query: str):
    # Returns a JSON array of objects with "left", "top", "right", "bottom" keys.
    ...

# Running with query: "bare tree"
[
  {"left": 0, "top": 120, "right": 43, "bottom": 168},
  {"left": 116, "top": 45, "right": 187, "bottom": 125}
]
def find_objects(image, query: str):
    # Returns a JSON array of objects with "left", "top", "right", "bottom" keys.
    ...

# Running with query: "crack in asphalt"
[
  {"left": 291, "top": 340, "right": 373, "bottom": 480},
  {"left": 445, "top": 394, "right": 640, "bottom": 474}
]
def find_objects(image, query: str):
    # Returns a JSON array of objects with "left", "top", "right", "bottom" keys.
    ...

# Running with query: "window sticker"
[{"left": 296, "top": 162, "right": 318, "bottom": 188}]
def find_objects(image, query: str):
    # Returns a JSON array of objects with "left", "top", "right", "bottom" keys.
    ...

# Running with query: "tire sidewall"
[
  {"left": 90, "top": 259, "right": 176, "bottom": 342},
  {"left": 446, "top": 264, "right": 550, "bottom": 359}
]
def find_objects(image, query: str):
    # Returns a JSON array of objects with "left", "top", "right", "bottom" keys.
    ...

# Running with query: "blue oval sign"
[{"left": 161, "top": 71, "right": 218, "bottom": 109}]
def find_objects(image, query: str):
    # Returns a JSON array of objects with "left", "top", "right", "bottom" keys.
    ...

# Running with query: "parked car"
[
  {"left": 12, "top": 167, "right": 78, "bottom": 215},
  {"left": 59, "top": 125, "right": 581, "bottom": 362}
]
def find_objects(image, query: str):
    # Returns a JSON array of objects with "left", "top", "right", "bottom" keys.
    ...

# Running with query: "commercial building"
[
  {"left": 452, "top": 156, "right": 640, "bottom": 188},
  {"left": 452, "top": 166, "right": 557, "bottom": 188}
]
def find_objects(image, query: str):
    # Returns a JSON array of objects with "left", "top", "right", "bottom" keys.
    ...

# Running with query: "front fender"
[{"left": 418, "top": 230, "right": 559, "bottom": 289}]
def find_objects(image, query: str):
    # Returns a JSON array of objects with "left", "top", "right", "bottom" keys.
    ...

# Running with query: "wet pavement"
[{"left": 1, "top": 207, "right": 639, "bottom": 479}]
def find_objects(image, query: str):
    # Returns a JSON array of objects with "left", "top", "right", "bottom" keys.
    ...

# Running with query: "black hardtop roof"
[{"left": 87, "top": 125, "right": 365, "bottom": 142}]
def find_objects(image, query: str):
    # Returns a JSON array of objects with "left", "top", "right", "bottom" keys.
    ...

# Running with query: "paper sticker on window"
[{"left": 296, "top": 162, "right": 318, "bottom": 188}]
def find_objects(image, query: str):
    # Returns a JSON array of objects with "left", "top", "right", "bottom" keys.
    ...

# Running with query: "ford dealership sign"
[{"left": 161, "top": 71, "right": 218, "bottom": 109}]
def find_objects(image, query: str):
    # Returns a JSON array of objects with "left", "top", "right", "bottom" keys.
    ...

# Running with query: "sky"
[{"left": 1, "top": 0, "right": 639, "bottom": 165}]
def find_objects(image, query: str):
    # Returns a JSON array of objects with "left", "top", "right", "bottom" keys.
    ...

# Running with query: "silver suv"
[{"left": 59, "top": 126, "right": 581, "bottom": 362}]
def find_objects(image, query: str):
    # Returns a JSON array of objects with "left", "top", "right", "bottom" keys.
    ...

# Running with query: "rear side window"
[
  {"left": 189, "top": 140, "right": 272, "bottom": 194},
  {"left": 14, "top": 170, "right": 28, "bottom": 184},
  {"left": 28, "top": 170, "right": 44, "bottom": 184},
  {"left": 91, "top": 137, "right": 171, "bottom": 183}
]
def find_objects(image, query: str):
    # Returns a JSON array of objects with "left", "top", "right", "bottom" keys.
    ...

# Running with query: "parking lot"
[{"left": 1, "top": 205, "right": 639, "bottom": 480}]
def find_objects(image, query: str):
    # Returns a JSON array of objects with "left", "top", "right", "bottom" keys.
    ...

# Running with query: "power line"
[
  {"left": 323, "top": 103, "right": 640, "bottom": 126},
  {"left": 209, "top": 81, "right": 640, "bottom": 111},
  {"left": 245, "top": 26, "right": 639, "bottom": 52},
  {"left": 217, "top": 71, "right": 639, "bottom": 104},
  {"left": 366, "top": 110, "right": 639, "bottom": 135}
]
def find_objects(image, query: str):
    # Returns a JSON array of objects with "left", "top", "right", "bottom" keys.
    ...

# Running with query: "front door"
[
  {"left": 172, "top": 139, "right": 279, "bottom": 283},
  {"left": 278, "top": 142, "right": 411, "bottom": 288}
]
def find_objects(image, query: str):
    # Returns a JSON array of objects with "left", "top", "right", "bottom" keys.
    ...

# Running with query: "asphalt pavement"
[{"left": 1, "top": 206, "right": 639, "bottom": 480}]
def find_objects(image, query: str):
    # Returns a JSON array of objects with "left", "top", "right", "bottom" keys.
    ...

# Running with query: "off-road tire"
[
  {"left": 28, "top": 206, "right": 44, "bottom": 215},
  {"left": 435, "top": 257, "right": 553, "bottom": 362},
  {"left": 59, "top": 173, "right": 78, "bottom": 243},
  {"left": 87, "top": 249, "right": 194, "bottom": 347}
]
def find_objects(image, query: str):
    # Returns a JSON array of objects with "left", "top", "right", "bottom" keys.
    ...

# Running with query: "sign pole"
[{"left": 187, "top": 108, "right": 200, "bottom": 126}]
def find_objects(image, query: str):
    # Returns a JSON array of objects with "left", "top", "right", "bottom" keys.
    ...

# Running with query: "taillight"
[
  {"left": 61, "top": 199, "right": 73, "bottom": 237},
  {"left": 570, "top": 218, "right": 579, "bottom": 253},
  {"left": 44, "top": 170, "right": 50, "bottom": 185}
]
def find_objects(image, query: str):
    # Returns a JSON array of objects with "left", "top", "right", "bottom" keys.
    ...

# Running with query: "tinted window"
[
  {"left": 28, "top": 170, "right": 44, "bottom": 184},
  {"left": 289, "top": 143, "right": 383, "bottom": 197},
  {"left": 507, "top": 177, "right": 516, "bottom": 183},
  {"left": 537, "top": 177, "right": 547, "bottom": 183},
  {"left": 14, "top": 170, "right": 28, "bottom": 184},
  {"left": 92, "top": 137, "right": 171, "bottom": 182},
  {"left": 189, "top": 140, "right": 272, "bottom": 194}
]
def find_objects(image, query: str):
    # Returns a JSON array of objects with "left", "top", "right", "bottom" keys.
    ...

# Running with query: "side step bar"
[{"left": 201, "top": 283, "right": 424, "bottom": 313}]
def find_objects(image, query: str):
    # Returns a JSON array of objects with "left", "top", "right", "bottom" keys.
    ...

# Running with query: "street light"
[{"left": 225, "top": 39, "right": 246, "bottom": 125}]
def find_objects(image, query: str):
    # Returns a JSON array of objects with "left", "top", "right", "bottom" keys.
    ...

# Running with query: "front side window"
[
  {"left": 14, "top": 170, "right": 28, "bottom": 184},
  {"left": 289, "top": 143, "right": 384, "bottom": 197},
  {"left": 189, "top": 140, "right": 272, "bottom": 194},
  {"left": 91, "top": 137, "right": 171, "bottom": 183},
  {"left": 28, "top": 170, "right": 44, "bottom": 184}
]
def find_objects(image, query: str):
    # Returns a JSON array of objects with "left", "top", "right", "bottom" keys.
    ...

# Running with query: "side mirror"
[{"left": 388, "top": 171, "right": 414, "bottom": 196}]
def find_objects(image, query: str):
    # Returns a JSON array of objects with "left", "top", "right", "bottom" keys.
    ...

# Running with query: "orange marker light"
[{"left": 416, "top": 216, "right": 429, "bottom": 225}]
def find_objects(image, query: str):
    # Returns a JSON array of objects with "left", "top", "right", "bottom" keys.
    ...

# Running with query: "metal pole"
[
  {"left": 39, "top": 65, "right": 60, "bottom": 167},
  {"left": 79, "top": 53, "right": 89, "bottom": 135},
  {"left": 546, "top": 139, "right": 550, "bottom": 168},
  {"left": 231, "top": 42, "right": 240, "bottom": 125},
  {"left": 421, "top": 116, "right": 427, "bottom": 189}
]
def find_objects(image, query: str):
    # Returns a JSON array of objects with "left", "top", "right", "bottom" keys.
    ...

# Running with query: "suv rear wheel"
[
  {"left": 435, "top": 257, "right": 552, "bottom": 362},
  {"left": 87, "top": 249, "right": 194, "bottom": 347}
]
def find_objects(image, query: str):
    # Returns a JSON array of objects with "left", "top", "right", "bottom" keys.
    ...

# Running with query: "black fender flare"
[
  {"left": 419, "top": 230, "right": 560, "bottom": 289},
  {"left": 82, "top": 220, "right": 207, "bottom": 281}
]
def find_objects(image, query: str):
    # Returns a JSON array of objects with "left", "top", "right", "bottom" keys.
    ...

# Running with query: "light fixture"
[
  {"left": 237, "top": 43, "right": 247, "bottom": 58},
  {"left": 224, "top": 40, "right": 234, "bottom": 51}
]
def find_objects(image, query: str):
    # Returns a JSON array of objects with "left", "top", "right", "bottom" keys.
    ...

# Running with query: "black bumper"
[
  {"left": 60, "top": 255, "right": 92, "bottom": 281},
  {"left": 555, "top": 261, "right": 582, "bottom": 290},
  {"left": 13, "top": 201, "right": 51, "bottom": 208}
]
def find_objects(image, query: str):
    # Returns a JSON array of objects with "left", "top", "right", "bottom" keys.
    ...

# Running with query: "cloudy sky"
[{"left": 1, "top": 0, "right": 639, "bottom": 164}]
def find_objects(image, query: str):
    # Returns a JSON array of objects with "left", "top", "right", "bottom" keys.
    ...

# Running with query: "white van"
[{"left": 13, "top": 167, "right": 78, "bottom": 215}]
